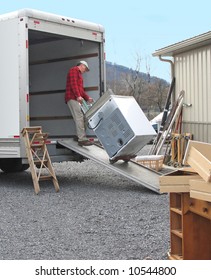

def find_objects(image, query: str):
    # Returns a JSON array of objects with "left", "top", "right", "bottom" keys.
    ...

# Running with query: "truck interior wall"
[{"left": 28, "top": 30, "right": 101, "bottom": 137}]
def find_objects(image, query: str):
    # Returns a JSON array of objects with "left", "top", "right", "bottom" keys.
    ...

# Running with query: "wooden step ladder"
[{"left": 21, "top": 126, "right": 60, "bottom": 194}]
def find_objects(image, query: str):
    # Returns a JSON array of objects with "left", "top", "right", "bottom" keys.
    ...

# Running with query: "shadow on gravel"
[
  {"left": 0, "top": 165, "right": 159, "bottom": 196},
  {"left": 0, "top": 170, "right": 32, "bottom": 185}
]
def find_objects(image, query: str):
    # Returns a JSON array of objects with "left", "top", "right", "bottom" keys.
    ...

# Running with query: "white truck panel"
[
  {"left": 28, "top": 18, "right": 103, "bottom": 42},
  {"left": 0, "top": 9, "right": 104, "bottom": 33},
  {"left": 0, "top": 18, "right": 20, "bottom": 138}
]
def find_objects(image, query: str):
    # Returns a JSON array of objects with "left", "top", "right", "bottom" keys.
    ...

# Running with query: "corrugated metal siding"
[{"left": 174, "top": 45, "right": 211, "bottom": 142}]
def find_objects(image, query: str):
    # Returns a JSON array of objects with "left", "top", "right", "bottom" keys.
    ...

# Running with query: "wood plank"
[
  {"left": 190, "top": 190, "right": 211, "bottom": 203},
  {"left": 160, "top": 184, "right": 190, "bottom": 193},
  {"left": 159, "top": 170, "right": 201, "bottom": 193},
  {"left": 189, "top": 179, "right": 211, "bottom": 192},
  {"left": 160, "top": 175, "right": 198, "bottom": 185},
  {"left": 188, "top": 147, "right": 211, "bottom": 182},
  {"left": 184, "top": 140, "right": 211, "bottom": 182}
]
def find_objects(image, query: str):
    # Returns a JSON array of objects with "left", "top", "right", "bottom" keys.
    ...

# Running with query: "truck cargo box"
[{"left": 0, "top": 9, "right": 105, "bottom": 171}]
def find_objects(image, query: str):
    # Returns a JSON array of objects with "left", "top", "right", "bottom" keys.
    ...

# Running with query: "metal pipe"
[
  {"left": 158, "top": 55, "right": 174, "bottom": 78},
  {"left": 158, "top": 55, "right": 175, "bottom": 102}
]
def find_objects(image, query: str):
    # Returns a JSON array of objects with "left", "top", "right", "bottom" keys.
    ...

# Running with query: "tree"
[
  {"left": 150, "top": 79, "right": 169, "bottom": 112},
  {"left": 106, "top": 54, "right": 169, "bottom": 119}
]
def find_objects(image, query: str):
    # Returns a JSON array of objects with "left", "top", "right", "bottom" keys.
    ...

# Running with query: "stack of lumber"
[{"left": 160, "top": 140, "right": 211, "bottom": 202}]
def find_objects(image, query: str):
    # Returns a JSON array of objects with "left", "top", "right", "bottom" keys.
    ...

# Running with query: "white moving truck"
[
  {"left": 0, "top": 9, "right": 105, "bottom": 172},
  {"left": 0, "top": 9, "right": 162, "bottom": 193}
]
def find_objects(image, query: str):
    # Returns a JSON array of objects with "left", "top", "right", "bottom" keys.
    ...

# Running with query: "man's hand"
[
  {"left": 77, "top": 96, "right": 83, "bottom": 104},
  {"left": 87, "top": 97, "right": 94, "bottom": 103}
]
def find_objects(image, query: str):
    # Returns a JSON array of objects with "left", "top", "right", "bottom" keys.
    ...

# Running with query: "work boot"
[
  {"left": 73, "top": 135, "right": 79, "bottom": 142},
  {"left": 78, "top": 138, "right": 93, "bottom": 146}
]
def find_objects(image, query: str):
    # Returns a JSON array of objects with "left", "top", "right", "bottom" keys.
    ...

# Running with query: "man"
[{"left": 65, "top": 61, "right": 93, "bottom": 146}]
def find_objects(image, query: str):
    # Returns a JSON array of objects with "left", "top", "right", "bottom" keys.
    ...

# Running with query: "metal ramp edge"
[{"left": 58, "top": 139, "right": 161, "bottom": 193}]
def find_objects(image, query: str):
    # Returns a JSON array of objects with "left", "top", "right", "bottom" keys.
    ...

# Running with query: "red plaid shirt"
[{"left": 65, "top": 66, "right": 90, "bottom": 103}]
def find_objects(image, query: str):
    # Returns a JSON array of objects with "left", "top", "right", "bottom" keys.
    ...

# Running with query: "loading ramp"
[{"left": 58, "top": 139, "right": 162, "bottom": 193}]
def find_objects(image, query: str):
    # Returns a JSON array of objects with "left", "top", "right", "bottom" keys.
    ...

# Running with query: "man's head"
[{"left": 77, "top": 61, "right": 90, "bottom": 73}]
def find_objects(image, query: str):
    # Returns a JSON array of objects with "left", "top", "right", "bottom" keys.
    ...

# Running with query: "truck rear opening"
[{"left": 28, "top": 30, "right": 104, "bottom": 138}]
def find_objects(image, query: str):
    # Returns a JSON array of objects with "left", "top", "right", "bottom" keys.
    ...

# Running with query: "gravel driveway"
[{"left": 0, "top": 157, "right": 170, "bottom": 260}]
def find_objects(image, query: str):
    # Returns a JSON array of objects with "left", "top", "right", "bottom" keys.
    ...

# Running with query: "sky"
[{"left": 1, "top": 0, "right": 211, "bottom": 82}]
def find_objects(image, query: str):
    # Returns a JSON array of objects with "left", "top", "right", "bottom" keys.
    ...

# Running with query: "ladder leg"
[
  {"left": 46, "top": 153, "right": 60, "bottom": 192},
  {"left": 30, "top": 168, "right": 41, "bottom": 194},
  {"left": 23, "top": 134, "right": 41, "bottom": 194}
]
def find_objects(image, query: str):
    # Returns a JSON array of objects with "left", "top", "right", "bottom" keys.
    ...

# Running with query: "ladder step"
[
  {"left": 31, "top": 143, "right": 45, "bottom": 148},
  {"left": 31, "top": 133, "right": 49, "bottom": 146},
  {"left": 33, "top": 133, "right": 49, "bottom": 140},
  {"left": 21, "top": 126, "right": 42, "bottom": 135},
  {"left": 31, "top": 133, "right": 48, "bottom": 144},
  {"left": 34, "top": 160, "right": 48, "bottom": 167},
  {"left": 39, "top": 175, "right": 53, "bottom": 181}
]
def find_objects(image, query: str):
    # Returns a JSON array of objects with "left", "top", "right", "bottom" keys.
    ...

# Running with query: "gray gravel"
[{"left": 0, "top": 157, "right": 170, "bottom": 260}]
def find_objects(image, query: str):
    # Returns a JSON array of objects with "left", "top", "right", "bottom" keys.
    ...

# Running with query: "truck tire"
[{"left": 0, "top": 159, "right": 29, "bottom": 173}]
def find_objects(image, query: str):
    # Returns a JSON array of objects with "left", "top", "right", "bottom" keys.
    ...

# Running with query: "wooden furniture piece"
[
  {"left": 21, "top": 126, "right": 60, "bottom": 194},
  {"left": 159, "top": 169, "right": 201, "bottom": 193},
  {"left": 169, "top": 192, "right": 211, "bottom": 260}
]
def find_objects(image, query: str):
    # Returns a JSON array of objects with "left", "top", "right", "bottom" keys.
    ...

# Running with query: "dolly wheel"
[{"left": 109, "top": 158, "right": 116, "bottom": 164}]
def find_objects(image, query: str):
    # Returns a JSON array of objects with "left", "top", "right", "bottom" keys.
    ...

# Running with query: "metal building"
[{"left": 153, "top": 31, "right": 211, "bottom": 143}]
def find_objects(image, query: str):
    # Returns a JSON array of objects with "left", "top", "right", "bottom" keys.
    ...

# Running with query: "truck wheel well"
[{"left": 0, "top": 158, "right": 29, "bottom": 173}]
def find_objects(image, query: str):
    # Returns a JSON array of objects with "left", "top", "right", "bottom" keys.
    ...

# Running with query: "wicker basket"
[{"left": 135, "top": 155, "right": 164, "bottom": 171}]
